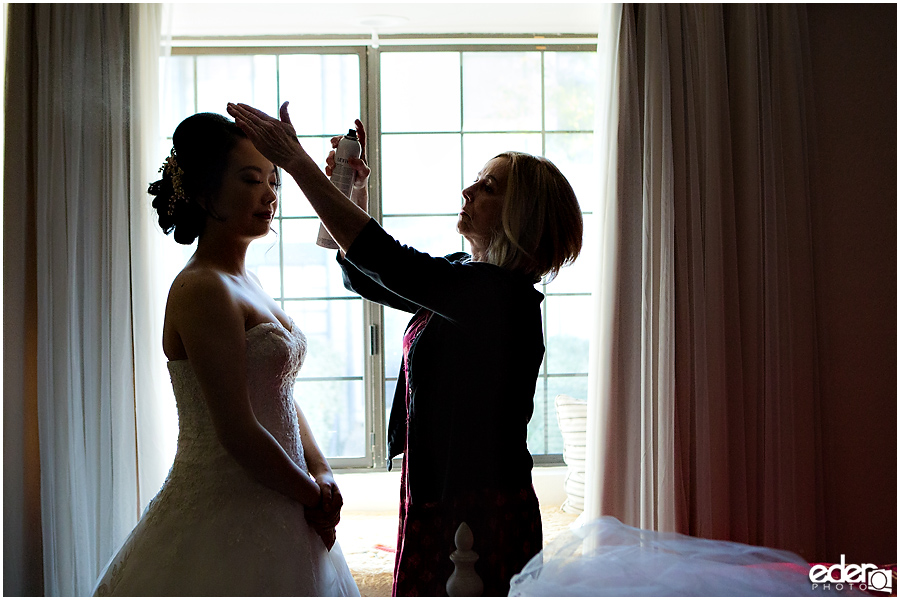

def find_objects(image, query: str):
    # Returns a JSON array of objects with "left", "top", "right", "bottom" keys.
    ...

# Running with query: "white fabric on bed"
[{"left": 509, "top": 517, "right": 861, "bottom": 597}]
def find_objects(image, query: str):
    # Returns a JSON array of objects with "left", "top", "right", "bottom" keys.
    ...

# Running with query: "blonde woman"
[{"left": 228, "top": 101, "right": 582, "bottom": 596}]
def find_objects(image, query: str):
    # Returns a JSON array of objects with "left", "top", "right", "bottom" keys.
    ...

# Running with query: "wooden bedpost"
[{"left": 447, "top": 522, "right": 483, "bottom": 596}]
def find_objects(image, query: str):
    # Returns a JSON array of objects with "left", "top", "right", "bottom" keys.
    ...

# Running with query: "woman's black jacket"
[{"left": 337, "top": 219, "right": 544, "bottom": 504}]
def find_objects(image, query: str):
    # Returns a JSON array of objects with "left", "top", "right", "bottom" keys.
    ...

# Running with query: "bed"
[{"left": 508, "top": 517, "right": 876, "bottom": 597}]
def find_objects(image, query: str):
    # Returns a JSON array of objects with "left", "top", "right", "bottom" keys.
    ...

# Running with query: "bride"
[{"left": 92, "top": 112, "right": 359, "bottom": 596}]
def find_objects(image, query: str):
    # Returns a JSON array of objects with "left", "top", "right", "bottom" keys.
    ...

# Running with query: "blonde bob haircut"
[{"left": 483, "top": 152, "right": 583, "bottom": 283}]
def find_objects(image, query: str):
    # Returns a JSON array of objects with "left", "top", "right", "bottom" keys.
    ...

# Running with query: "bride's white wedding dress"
[{"left": 92, "top": 321, "right": 360, "bottom": 596}]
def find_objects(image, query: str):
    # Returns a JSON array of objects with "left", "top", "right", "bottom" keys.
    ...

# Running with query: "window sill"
[{"left": 335, "top": 465, "right": 568, "bottom": 513}]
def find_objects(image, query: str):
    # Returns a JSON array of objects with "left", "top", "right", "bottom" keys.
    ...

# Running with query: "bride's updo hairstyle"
[{"left": 149, "top": 112, "right": 247, "bottom": 244}]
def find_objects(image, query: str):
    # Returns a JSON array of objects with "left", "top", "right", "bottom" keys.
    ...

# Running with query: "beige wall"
[{"left": 807, "top": 4, "right": 897, "bottom": 565}]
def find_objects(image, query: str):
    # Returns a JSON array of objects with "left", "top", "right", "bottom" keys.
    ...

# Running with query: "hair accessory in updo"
[
  {"left": 150, "top": 112, "right": 247, "bottom": 245},
  {"left": 159, "top": 147, "right": 186, "bottom": 216}
]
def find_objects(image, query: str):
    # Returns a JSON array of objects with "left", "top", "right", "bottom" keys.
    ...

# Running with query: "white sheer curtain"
[
  {"left": 585, "top": 3, "right": 676, "bottom": 532},
  {"left": 585, "top": 4, "right": 823, "bottom": 559},
  {"left": 131, "top": 3, "right": 176, "bottom": 513},
  {"left": 3, "top": 4, "right": 165, "bottom": 595},
  {"left": 141, "top": 3, "right": 184, "bottom": 498}
]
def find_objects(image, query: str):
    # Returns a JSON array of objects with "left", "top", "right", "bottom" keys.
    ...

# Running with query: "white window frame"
[{"left": 169, "top": 35, "right": 597, "bottom": 471}]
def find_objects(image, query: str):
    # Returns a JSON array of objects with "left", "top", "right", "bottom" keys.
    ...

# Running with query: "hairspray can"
[{"left": 317, "top": 129, "right": 362, "bottom": 249}]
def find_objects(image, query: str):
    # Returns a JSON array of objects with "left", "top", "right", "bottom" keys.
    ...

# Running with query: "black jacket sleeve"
[
  {"left": 342, "top": 219, "right": 515, "bottom": 328},
  {"left": 338, "top": 249, "right": 421, "bottom": 314}
]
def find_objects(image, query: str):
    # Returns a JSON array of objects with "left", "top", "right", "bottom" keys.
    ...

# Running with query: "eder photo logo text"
[{"left": 809, "top": 555, "right": 893, "bottom": 593}]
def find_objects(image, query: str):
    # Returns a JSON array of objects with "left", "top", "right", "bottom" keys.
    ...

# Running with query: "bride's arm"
[
  {"left": 294, "top": 401, "right": 342, "bottom": 549},
  {"left": 169, "top": 270, "right": 321, "bottom": 507},
  {"left": 293, "top": 402, "right": 340, "bottom": 506}
]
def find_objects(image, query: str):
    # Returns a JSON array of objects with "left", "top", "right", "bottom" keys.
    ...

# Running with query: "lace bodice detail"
[{"left": 166, "top": 320, "right": 309, "bottom": 478}]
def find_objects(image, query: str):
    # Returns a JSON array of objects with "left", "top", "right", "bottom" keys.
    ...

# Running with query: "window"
[{"left": 161, "top": 40, "right": 597, "bottom": 469}]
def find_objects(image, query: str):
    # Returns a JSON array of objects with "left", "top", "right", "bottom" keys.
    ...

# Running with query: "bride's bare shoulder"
[{"left": 166, "top": 265, "right": 240, "bottom": 320}]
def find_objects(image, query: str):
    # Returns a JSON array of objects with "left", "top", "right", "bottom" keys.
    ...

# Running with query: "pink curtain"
[{"left": 587, "top": 4, "right": 824, "bottom": 561}]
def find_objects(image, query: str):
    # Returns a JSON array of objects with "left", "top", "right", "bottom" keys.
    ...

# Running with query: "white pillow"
[{"left": 554, "top": 394, "right": 587, "bottom": 514}]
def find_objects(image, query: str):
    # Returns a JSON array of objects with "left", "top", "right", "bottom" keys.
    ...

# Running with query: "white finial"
[
  {"left": 455, "top": 521, "right": 474, "bottom": 551},
  {"left": 447, "top": 522, "right": 483, "bottom": 596}
]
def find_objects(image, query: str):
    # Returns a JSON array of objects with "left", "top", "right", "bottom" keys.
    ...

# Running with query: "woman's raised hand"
[
  {"left": 231, "top": 103, "right": 371, "bottom": 250},
  {"left": 227, "top": 101, "right": 304, "bottom": 170}
]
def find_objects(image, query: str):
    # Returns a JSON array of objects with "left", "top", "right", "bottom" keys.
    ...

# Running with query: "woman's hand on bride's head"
[{"left": 227, "top": 101, "right": 304, "bottom": 171}]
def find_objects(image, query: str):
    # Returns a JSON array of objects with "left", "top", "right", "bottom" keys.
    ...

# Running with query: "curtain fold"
[
  {"left": 587, "top": 3, "right": 824, "bottom": 560},
  {"left": 639, "top": 6, "right": 676, "bottom": 532},
  {"left": 130, "top": 2, "right": 172, "bottom": 514},
  {"left": 586, "top": 3, "right": 676, "bottom": 532},
  {"left": 33, "top": 7, "right": 138, "bottom": 594},
  {"left": 4, "top": 4, "right": 164, "bottom": 595}
]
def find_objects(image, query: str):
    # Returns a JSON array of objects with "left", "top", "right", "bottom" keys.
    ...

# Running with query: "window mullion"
[{"left": 362, "top": 44, "right": 387, "bottom": 469}]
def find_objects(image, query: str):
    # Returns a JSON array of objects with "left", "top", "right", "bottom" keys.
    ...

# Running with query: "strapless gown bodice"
[{"left": 165, "top": 322, "right": 308, "bottom": 487}]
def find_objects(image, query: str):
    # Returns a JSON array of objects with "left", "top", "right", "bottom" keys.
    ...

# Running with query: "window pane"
[
  {"left": 384, "top": 378, "right": 398, "bottom": 431},
  {"left": 280, "top": 218, "right": 349, "bottom": 299},
  {"left": 285, "top": 299, "right": 363, "bottom": 378},
  {"left": 546, "top": 213, "right": 596, "bottom": 294},
  {"left": 382, "top": 134, "right": 462, "bottom": 215},
  {"left": 545, "top": 132, "right": 595, "bottom": 214},
  {"left": 196, "top": 55, "right": 277, "bottom": 116},
  {"left": 381, "top": 216, "right": 464, "bottom": 258},
  {"left": 383, "top": 307, "right": 410, "bottom": 384},
  {"left": 528, "top": 378, "right": 550, "bottom": 455},
  {"left": 295, "top": 378, "right": 365, "bottom": 458},
  {"left": 280, "top": 175, "right": 316, "bottom": 218},
  {"left": 246, "top": 232, "right": 282, "bottom": 298},
  {"left": 462, "top": 52, "right": 541, "bottom": 132},
  {"left": 548, "top": 375, "right": 588, "bottom": 406},
  {"left": 528, "top": 376, "right": 587, "bottom": 456},
  {"left": 538, "top": 300, "right": 547, "bottom": 374},
  {"left": 382, "top": 52, "right": 461, "bottom": 133},
  {"left": 280, "top": 54, "right": 360, "bottom": 136},
  {"left": 280, "top": 138, "right": 335, "bottom": 218},
  {"left": 160, "top": 56, "right": 195, "bottom": 137},
  {"left": 544, "top": 51, "right": 598, "bottom": 131},
  {"left": 463, "top": 133, "right": 542, "bottom": 180},
  {"left": 545, "top": 295, "right": 591, "bottom": 374}
]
